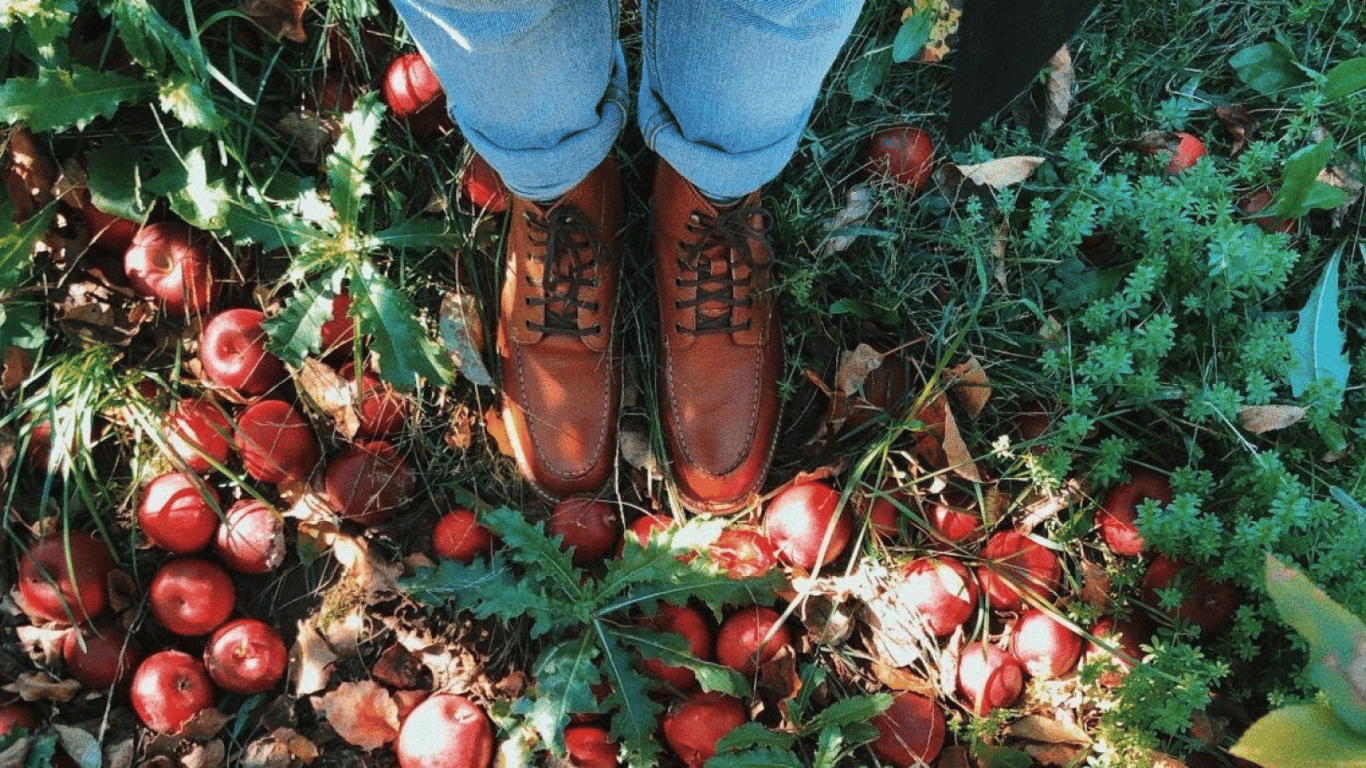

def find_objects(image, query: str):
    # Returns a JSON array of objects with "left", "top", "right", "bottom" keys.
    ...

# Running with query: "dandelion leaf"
[{"left": 1287, "top": 247, "right": 1349, "bottom": 400}]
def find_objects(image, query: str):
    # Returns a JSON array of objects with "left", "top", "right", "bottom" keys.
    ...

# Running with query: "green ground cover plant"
[{"left": 0, "top": 0, "right": 1363, "bottom": 765}]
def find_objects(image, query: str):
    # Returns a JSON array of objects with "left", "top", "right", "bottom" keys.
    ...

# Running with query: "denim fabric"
[{"left": 391, "top": 0, "right": 862, "bottom": 201}]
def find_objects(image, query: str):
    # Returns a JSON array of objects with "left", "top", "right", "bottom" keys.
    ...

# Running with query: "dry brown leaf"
[
  {"left": 1216, "top": 104, "right": 1259, "bottom": 155},
  {"left": 276, "top": 110, "right": 340, "bottom": 163},
  {"left": 1023, "top": 742, "right": 1088, "bottom": 767},
  {"left": 15, "top": 625, "right": 69, "bottom": 668},
  {"left": 180, "top": 739, "right": 227, "bottom": 768},
  {"left": 439, "top": 290, "right": 493, "bottom": 388},
  {"left": 951, "top": 156, "right": 1045, "bottom": 189},
  {"left": 1009, "top": 714, "right": 1092, "bottom": 745},
  {"left": 947, "top": 355, "right": 991, "bottom": 418},
  {"left": 902, "top": 0, "right": 962, "bottom": 63},
  {"left": 835, "top": 343, "right": 888, "bottom": 395},
  {"left": 869, "top": 662, "right": 937, "bottom": 696},
  {"left": 330, "top": 531, "right": 402, "bottom": 600},
  {"left": 3, "top": 126, "right": 55, "bottom": 221},
  {"left": 1237, "top": 404, "right": 1306, "bottom": 433},
  {"left": 2, "top": 346, "right": 33, "bottom": 391},
  {"left": 3, "top": 672, "right": 81, "bottom": 702},
  {"left": 988, "top": 217, "right": 1010, "bottom": 290},
  {"left": 1018, "top": 476, "right": 1088, "bottom": 532},
  {"left": 322, "top": 607, "right": 365, "bottom": 658},
  {"left": 294, "top": 358, "right": 360, "bottom": 440},
  {"left": 289, "top": 620, "right": 337, "bottom": 696},
  {"left": 371, "top": 643, "right": 424, "bottom": 690},
  {"left": 178, "top": 709, "right": 233, "bottom": 741},
  {"left": 820, "top": 183, "right": 876, "bottom": 257},
  {"left": 1043, "top": 46, "right": 1075, "bottom": 138},
  {"left": 322, "top": 681, "right": 400, "bottom": 751},
  {"left": 1078, "top": 559, "right": 1111, "bottom": 611},
  {"left": 1319, "top": 160, "right": 1364, "bottom": 228},
  {"left": 483, "top": 404, "right": 515, "bottom": 458},
  {"left": 940, "top": 403, "right": 981, "bottom": 482},
  {"left": 445, "top": 402, "right": 477, "bottom": 452},
  {"left": 239, "top": 0, "right": 308, "bottom": 42}
]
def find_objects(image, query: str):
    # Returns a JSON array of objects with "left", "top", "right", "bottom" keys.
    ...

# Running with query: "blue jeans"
[{"left": 390, "top": 0, "right": 863, "bottom": 202}]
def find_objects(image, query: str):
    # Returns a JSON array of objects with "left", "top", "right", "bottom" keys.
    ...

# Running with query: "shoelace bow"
[
  {"left": 674, "top": 206, "right": 772, "bottom": 335},
  {"left": 523, "top": 205, "right": 603, "bottom": 336}
]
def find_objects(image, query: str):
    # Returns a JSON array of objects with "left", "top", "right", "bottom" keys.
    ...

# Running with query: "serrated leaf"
[
  {"left": 1233, "top": 703, "right": 1366, "bottom": 767},
  {"left": 715, "top": 722, "right": 795, "bottom": 754},
  {"left": 399, "top": 554, "right": 570, "bottom": 637},
  {"left": 479, "top": 506, "right": 583, "bottom": 596},
  {"left": 515, "top": 636, "right": 601, "bottom": 756},
  {"left": 812, "top": 723, "right": 846, "bottom": 768},
  {"left": 0, "top": 66, "right": 151, "bottom": 132},
  {"left": 143, "top": 145, "right": 232, "bottom": 230},
  {"left": 349, "top": 259, "right": 455, "bottom": 391},
  {"left": 1230, "top": 41, "right": 1309, "bottom": 96},
  {"left": 1264, "top": 555, "right": 1366, "bottom": 733},
  {"left": 262, "top": 279, "right": 334, "bottom": 366},
  {"left": 848, "top": 45, "right": 892, "bottom": 102},
  {"left": 707, "top": 746, "right": 806, "bottom": 768},
  {"left": 599, "top": 518, "right": 727, "bottom": 598},
  {"left": 610, "top": 626, "right": 749, "bottom": 698},
  {"left": 2, "top": 0, "right": 78, "bottom": 62},
  {"left": 1287, "top": 247, "right": 1349, "bottom": 399},
  {"left": 892, "top": 11, "right": 935, "bottom": 63},
  {"left": 158, "top": 73, "right": 226, "bottom": 131},
  {"left": 328, "top": 93, "right": 383, "bottom": 231},
  {"left": 1324, "top": 58, "right": 1366, "bottom": 101},
  {"left": 0, "top": 201, "right": 54, "bottom": 290},
  {"left": 369, "top": 218, "right": 461, "bottom": 251},
  {"left": 812, "top": 693, "right": 894, "bottom": 729},
  {"left": 596, "top": 629, "right": 664, "bottom": 765}
]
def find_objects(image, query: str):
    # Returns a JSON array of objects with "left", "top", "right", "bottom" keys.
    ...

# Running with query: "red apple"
[
  {"left": 957, "top": 641, "right": 1025, "bottom": 716},
  {"left": 319, "top": 290, "right": 355, "bottom": 357},
  {"left": 976, "top": 530, "right": 1063, "bottom": 612},
  {"left": 149, "top": 557, "right": 236, "bottom": 636},
  {"left": 563, "top": 723, "right": 619, "bottom": 768},
  {"left": 199, "top": 308, "right": 287, "bottom": 396},
  {"left": 763, "top": 480, "right": 853, "bottom": 571},
  {"left": 130, "top": 650, "right": 215, "bottom": 733},
  {"left": 927, "top": 491, "right": 984, "bottom": 544},
  {"left": 1237, "top": 187, "right": 1297, "bottom": 234},
  {"left": 62, "top": 621, "right": 141, "bottom": 689},
  {"left": 17, "top": 531, "right": 114, "bottom": 625},
  {"left": 0, "top": 702, "right": 38, "bottom": 736},
  {"left": 623, "top": 513, "right": 674, "bottom": 550},
  {"left": 203, "top": 617, "right": 288, "bottom": 694},
  {"left": 395, "top": 693, "right": 495, "bottom": 768},
  {"left": 706, "top": 527, "right": 779, "bottom": 580},
  {"left": 870, "top": 691, "right": 946, "bottom": 767},
  {"left": 323, "top": 440, "right": 414, "bottom": 526},
  {"left": 163, "top": 396, "right": 233, "bottom": 474},
  {"left": 892, "top": 556, "right": 978, "bottom": 637},
  {"left": 866, "top": 125, "right": 935, "bottom": 192},
  {"left": 235, "top": 399, "right": 320, "bottom": 485},
  {"left": 1141, "top": 554, "right": 1239, "bottom": 637},
  {"left": 214, "top": 499, "right": 286, "bottom": 574},
  {"left": 1010, "top": 608, "right": 1083, "bottom": 679},
  {"left": 339, "top": 362, "right": 410, "bottom": 439},
  {"left": 662, "top": 691, "right": 747, "bottom": 768},
  {"left": 1087, "top": 612, "right": 1153, "bottom": 685},
  {"left": 460, "top": 154, "right": 509, "bottom": 214},
  {"left": 382, "top": 52, "right": 450, "bottom": 136},
  {"left": 432, "top": 508, "right": 495, "bottom": 563},
  {"left": 640, "top": 603, "right": 713, "bottom": 693},
  {"left": 715, "top": 606, "right": 791, "bottom": 676},
  {"left": 138, "top": 472, "right": 221, "bottom": 554},
  {"left": 1143, "top": 131, "right": 1206, "bottom": 175},
  {"left": 124, "top": 222, "right": 219, "bottom": 316},
  {"left": 1096, "top": 467, "right": 1171, "bottom": 557},
  {"left": 548, "top": 497, "right": 621, "bottom": 565}
]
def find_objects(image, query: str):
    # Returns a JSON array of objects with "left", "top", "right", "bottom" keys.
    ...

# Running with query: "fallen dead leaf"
[
  {"left": 322, "top": 607, "right": 365, "bottom": 659},
  {"left": 1216, "top": 104, "right": 1259, "bottom": 155},
  {"left": 445, "top": 402, "right": 477, "bottom": 452},
  {"left": 988, "top": 217, "right": 1010, "bottom": 290},
  {"left": 294, "top": 358, "right": 360, "bottom": 440},
  {"left": 180, "top": 739, "right": 227, "bottom": 768},
  {"left": 1023, "top": 742, "right": 1087, "bottom": 767},
  {"left": 820, "top": 183, "right": 876, "bottom": 257},
  {"left": 2, "top": 346, "right": 32, "bottom": 391},
  {"left": 1078, "top": 559, "right": 1111, "bottom": 611},
  {"left": 951, "top": 156, "right": 1045, "bottom": 189},
  {"left": 15, "top": 625, "right": 69, "bottom": 668},
  {"left": 239, "top": 0, "right": 308, "bottom": 42},
  {"left": 322, "top": 681, "right": 400, "bottom": 752},
  {"left": 940, "top": 402, "right": 981, "bottom": 482},
  {"left": 1018, "top": 476, "right": 1088, "bottom": 532},
  {"left": 3, "top": 126, "right": 55, "bottom": 221},
  {"left": 1237, "top": 404, "right": 1306, "bottom": 433},
  {"left": 1319, "top": 159, "right": 1363, "bottom": 228},
  {"left": 1009, "top": 714, "right": 1092, "bottom": 745},
  {"left": 483, "top": 404, "right": 515, "bottom": 459},
  {"left": 371, "top": 643, "right": 425, "bottom": 690},
  {"left": 53, "top": 724, "right": 101, "bottom": 768},
  {"left": 835, "top": 343, "right": 888, "bottom": 395},
  {"left": 276, "top": 110, "right": 341, "bottom": 163},
  {"left": 947, "top": 355, "right": 991, "bottom": 418},
  {"left": 869, "top": 661, "right": 937, "bottom": 696},
  {"left": 289, "top": 619, "right": 337, "bottom": 696},
  {"left": 902, "top": 0, "right": 963, "bottom": 63},
  {"left": 439, "top": 289, "right": 494, "bottom": 388},
  {"left": 2, "top": 672, "right": 81, "bottom": 702},
  {"left": 329, "top": 531, "right": 402, "bottom": 600},
  {"left": 1044, "top": 46, "right": 1075, "bottom": 138}
]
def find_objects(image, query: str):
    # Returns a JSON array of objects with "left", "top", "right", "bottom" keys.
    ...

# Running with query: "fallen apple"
[
  {"left": 199, "top": 308, "right": 287, "bottom": 396},
  {"left": 870, "top": 691, "right": 946, "bottom": 767},
  {"left": 0, "top": 702, "right": 38, "bottom": 736},
  {"left": 1009, "top": 607, "right": 1083, "bottom": 679},
  {"left": 548, "top": 496, "right": 621, "bottom": 565},
  {"left": 323, "top": 440, "right": 415, "bottom": 526},
  {"left": 214, "top": 499, "right": 287, "bottom": 574},
  {"left": 432, "top": 508, "right": 495, "bottom": 563},
  {"left": 706, "top": 526, "right": 779, "bottom": 579},
  {"left": 203, "top": 617, "right": 288, "bottom": 694},
  {"left": 460, "top": 154, "right": 509, "bottom": 214},
  {"left": 130, "top": 650, "right": 215, "bottom": 733},
  {"left": 1095, "top": 466, "right": 1171, "bottom": 557},
  {"left": 395, "top": 693, "right": 495, "bottom": 768},
  {"left": 163, "top": 396, "right": 233, "bottom": 474},
  {"left": 1141, "top": 554, "right": 1239, "bottom": 637},
  {"left": 640, "top": 603, "right": 714, "bottom": 693},
  {"left": 149, "top": 557, "right": 236, "bottom": 636},
  {"left": 715, "top": 605, "right": 791, "bottom": 676},
  {"left": 957, "top": 641, "right": 1025, "bottom": 717},
  {"left": 563, "top": 723, "right": 619, "bottom": 768},
  {"left": 976, "top": 530, "right": 1063, "bottom": 612},
  {"left": 17, "top": 531, "right": 115, "bottom": 625},
  {"left": 62, "top": 621, "right": 141, "bottom": 689},
  {"left": 235, "top": 398, "right": 321, "bottom": 486},
  {"left": 866, "top": 125, "right": 936, "bottom": 192},
  {"left": 892, "top": 556, "right": 978, "bottom": 637},
  {"left": 763, "top": 480, "right": 853, "bottom": 571},
  {"left": 137, "top": 472, "right": 221, "bottom": 554},
  {"left": 382, "top": 52, "right": 451, "bottom": 136},
  {"left": 661, "top": 691, "right": 747, "bottom": 768},
  {"left": 339, "top": 362, "right": 411, "bottom": 439},
  {"left": 123, "top": 221, "right": 219, "bottom": 316}
]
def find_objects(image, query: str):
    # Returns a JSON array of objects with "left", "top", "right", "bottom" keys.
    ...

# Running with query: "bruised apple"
[
  {"left": 149, "top": 557, "right": 235, "bottom": 636},
  {"left": 138, "top": 472, "right": 220, "bottom": 554},
  {"left": 395, "top": 693, "right": 495, "bottom": 768},
  {"left": 62, "top": 621, "right": 141, "bottom": 689},
  {"left": 892, "top": 556, "right": 978, "bottom": 637},
  {"left": 203, "top": 618, "right": 288, "bottom": 694},
  {"left": 433, "top": 508, "right": 496, "bottom": 563},
  {"left": 715, "top": 605, "right": 791, "bottom": 676},
  {"left": 976, "top": 530, "right": 1063, "bottom": 612},
  {"left": 235, "top": 399, "right": 320, "bottom": 485},
  {"left": 957, "top": 641, "right": 1024, "bottom": 716},
  {"left": 124, "top": 222, "right": 219, "bottom": 316},
  {"left": 199, "top": 308, "right": 287, "bottom": 396},
  {"left": 163, "top": 397, "right": 233, "bottom": 474},
  {"left": 662, "top": 691, "right": 747, "bottom": 768},
  {"left": 1096, "top": 467, "right": 1171, "bottom": 557},
  {"left": 214, "top": 499, "right": 286, "bottom": 574},
  {"left": 706, "top": 526, "right": 779, "bottom": 579},
  {"left": 324, "top": 441, "right": 414, "bottom": 526},
  {"left": 548, "top": 497, "right": 621, "bottom": 565},
  {"left": 870, "top": 691, "right": 946, "bottom": 767},
  {"left": 763, "top": 480, "right": 853, "bottom": 570},
  {"left": 130, "top": 650, "right": 215, "bottom": 733},
  {"left": 18, "top": 531, "right": 115, "bottom": 624}
]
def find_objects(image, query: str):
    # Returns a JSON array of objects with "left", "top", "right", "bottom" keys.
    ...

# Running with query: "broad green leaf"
[
  {"left": 892, "top": 11, "right": 935, "bottom": 63},
  {"left": 369, "top": 218, "right": 460, "bottom": 251},
  {"left": 86, "top": 144, "right": 152, "bottom": 222},
  {"left": 1264, "top": 555, "right": 1366, "bottom": 733},
  {"left": 479, "top": 506, "right": 583, "bottom": 597},
  {"left": 0, "top": 300, "right": 46, "bottom": 352},
  {"left": 847, "top": 45, "right": 892, "bottom": 102},
  {"left": 707, "top": 747, "right": 806, "bottom": 768},
  {"left": 1324, "top": 58, "right": 1366, "bottom": 101},
  {"left": 812, "top": 693, "right": 894, "bottom": 729},
  {"left": 20, "top": 732, "right": 59, "bottom": 768},
  {"left": 262, "top": 279, "right": 334, "bottom": 366},
  {"left": 328, "top": 93, "right": 383, "bottom": 232},
  {"left": 1232, "top": 703, "right": 1366, "bottom": 767},
  {"left": 0, "top": 201, "right": 54, "bottom": 290},
  {"left": 596, "top": 629, "right": 663, "bottom": 765},
  {"left": 1, "top": 0, "right": 77, "bottom": 62},
  {"left": 1230, "top": 42, "right": 1309, "bottom": 96},
  {"left": 144, "top": 145, "right": 232, "bottom": 230},
  {"left": 1287, "top": 247, "right": 1349, "bottom": 399},
  {"left": 349, "top": 259, "right": 455, "bottom": 390},
  {"left": 514, "top": 636, "right": 601, "bottom": 756},
  {"left": 158, "top": 73, "right": 226, "bottom": 131},
  {"left": 1271, "top": 136, "right": 1338, "bottom": 219},
  {"left": 110, "top": 0, "right": 208, "bottom": 78},
  {"left": 609, "top": 626, "right": 749, "bottom": 698},
  {"left": 0, "top": 66, "right": 151, "bottom": 132},
  {"left": 715, "top": 722, "right": 796, "bottom": 753}
]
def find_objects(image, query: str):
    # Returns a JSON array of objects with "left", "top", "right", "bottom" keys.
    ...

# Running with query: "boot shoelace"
[
  {"left": 523, "top": 205, "right": 602, "bottom": 336},
  {"left": 674, "top": 206, "right": 772, "bottom": 336}
]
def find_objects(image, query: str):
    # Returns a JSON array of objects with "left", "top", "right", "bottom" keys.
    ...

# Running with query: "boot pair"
[{"left": 495, "top": 157, "right": 781, "bottom": 514}]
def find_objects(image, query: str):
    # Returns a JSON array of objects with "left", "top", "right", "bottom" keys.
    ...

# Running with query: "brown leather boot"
[
  {"left": 653, "top": 160, "right": 782, "bottom": 514},
  {"left": 498, "top": 159, "right": 621, "bottom": 500}
]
